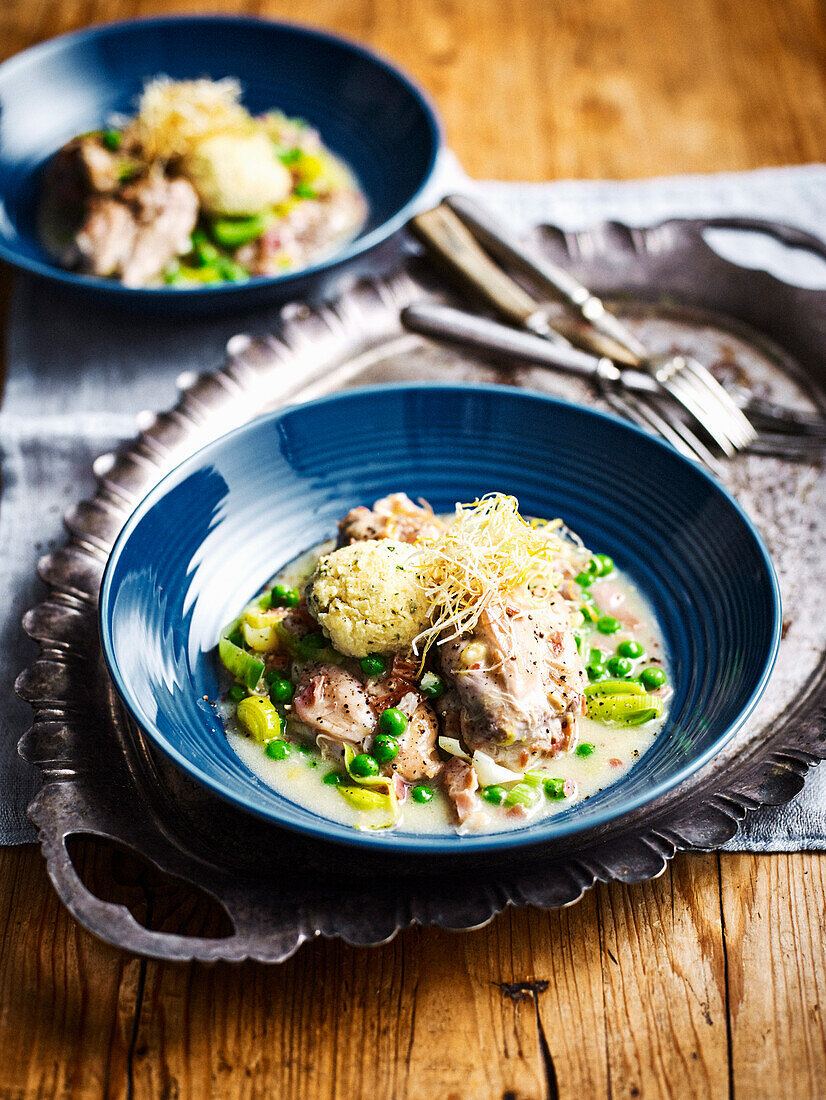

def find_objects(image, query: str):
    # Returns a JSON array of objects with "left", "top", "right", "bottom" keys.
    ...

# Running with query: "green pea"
[
  {"left": 349, "top": 753, "right": 380, "bottom": 778},
  {"left": 228, "top": 684, "right": 246, "bottom": 704},
  {"left": 544, "top": 777, "right": 566, "bottom": 800},
  {"left": 411, "top": 785, "right": 434, "bottom": 804},
  {"left": 360, "top": 654, "right": 387, "bottom": 677},
  {"left": 607, "top": 656, "right": 632, "bottom": 677},
  {"left": 323, "top": 771, "right": 344, "bottom": 786},
  {"left": 617, "top": 639, "right": 645, "bottom": 660},
  {"left": 576, "top": 743, "right": 596, "bottom": 757},
  {"left": 595, "top": 553, "right": 614, "bottom": 576},
  {"left": 294, "top": 181, "right": 317, "bottom": 199},
  {"left": 101, "top": 129, "right": 122, "bottom": 151},
  {"left": 419, "top": 671, "right": 445, "bottom": 699},
  {"left": 575, "top": 571, "right": 594, "bottom": 587},
  {"left": 268, "top": 676, "right": 293, "bottom": 705},
  {"left": 271, "top": 584, "right": 300, "bottom": 608},
  {"left": 597, "top": 616, "right": 621, "bottom": 635},
  {"left": 640, "top": 666, "right": 667, "bottom": 690},
  {"left": 379, "top": 708, "right": 408, "bottom": 737},
  {"left": 372, "top": 734, "right": 400, "bottom": 763},
  {"left": 265, "top": 739, "right": 291, "bottom": 760},
  {"left": 587, "top": 665, "right": 605, "bottom": 682},
  {"left": 481, "top": 785, "right": 507, "bottom": 805},
  {"left": 278, "top": 146, "right": 303, "bottom": 165}
]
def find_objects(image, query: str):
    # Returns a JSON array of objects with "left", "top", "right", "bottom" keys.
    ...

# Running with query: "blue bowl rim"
[
  {"left": 0, "top": 13, "right": 443, "bottom": 298},
  {"left": 99, "top": 381, "right": 783, "bottom": 855}
]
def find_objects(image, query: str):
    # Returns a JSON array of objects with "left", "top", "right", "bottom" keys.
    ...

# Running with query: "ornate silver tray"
[{"left": 16, "top": 216, "right": 826, "bottom": 962}]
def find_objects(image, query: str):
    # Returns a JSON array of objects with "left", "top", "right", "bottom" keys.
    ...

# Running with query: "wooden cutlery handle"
[{"left": 410, "top": 204, "right": 541, "bottom": 327}]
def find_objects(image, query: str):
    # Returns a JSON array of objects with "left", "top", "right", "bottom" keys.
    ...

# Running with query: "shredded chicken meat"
[
  {"left": 438, "top": 587, "right": 586, "bottom": 770},
  {"left": 73, "top": 171, "right": 199, "bottom": 286},
  {"left": 293, "top": 663, "right": 375, "bottom": 748}
]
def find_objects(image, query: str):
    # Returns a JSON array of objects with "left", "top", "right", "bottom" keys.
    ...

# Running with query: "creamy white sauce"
[{"left": 223, "top": 538, "right": 670, "bottom": 835}]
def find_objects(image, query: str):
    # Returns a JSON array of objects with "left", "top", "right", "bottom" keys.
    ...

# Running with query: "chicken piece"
[
  {"left": 368, "top": 684, "right": 441, "bottom": 782},
  {"left": 74, "top": 198, "right": 137, "bottom": 277},
  {"left": 393, "top": 699, "right": 441, "bottom": 781},
  {"left": 72, "top": 171, "right": 198, "bottom": 286},
  {"left": 439, "top": 588, "right": 585, "bottom": 770},
  {"left": 338, "top": 493, "right": 444, "bottom": 546},
  {"left": 442, "top": 757, "right": 481, "bottom": 825},
  {"left": 79, "top": 140, "right": 125, "bottom": 193},
  {"left": 53, "top": 136, "right": 124, "bottom": 195},
  {"left": 118, "top": 174, "right": 199, "bottom": 287},
  {"left": 293, "top": 663, "right": 375, "bottom": 748}
]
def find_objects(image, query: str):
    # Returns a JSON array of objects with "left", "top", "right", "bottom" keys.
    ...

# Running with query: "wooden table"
[{"left": 1, "top": 1, "right": 825, "bottom": 1096}]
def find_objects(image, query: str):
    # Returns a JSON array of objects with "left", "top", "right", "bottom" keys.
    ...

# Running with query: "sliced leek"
[
  {"left": 337, "top": 786, "right": 392, "bottom": 813},
  {"left": 218, "top": 630, "right": 264, "bottom": 690},
  {"left": 218, "top": 591, "right": 278, "bottom": 688},
  {"left": 585, "top": 680, "right": 663, "bottom": 726},
  {"left": 342, "top": 744, "right": 399, "bottom": 828},
  {"left": 237, "top": 696, "right": 282, "bottom": 742},
  {"left": 584, "top": 679, "right": 645, "bottom": 697},
  {"left": 503, "top": 772, "right": 544, "bottom": 809}
]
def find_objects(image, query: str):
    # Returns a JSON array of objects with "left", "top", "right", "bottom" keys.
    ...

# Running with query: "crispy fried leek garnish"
[
  {"left": 134, "top": 77, "right": 254, "bottom": 162},
  {"left": 411, "top": 493, "right": 566, "bottom": 659}
]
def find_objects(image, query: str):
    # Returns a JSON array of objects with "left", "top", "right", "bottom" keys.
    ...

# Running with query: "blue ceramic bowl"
[
  {"left": 0, "top": 16, "right": 441, "bottom": 310},
  {"left": 99, "top": 384, "right": 781, "bottom": 855}
]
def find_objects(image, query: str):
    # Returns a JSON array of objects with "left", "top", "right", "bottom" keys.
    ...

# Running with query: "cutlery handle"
[
  {"left": 445, "top": 193, "right": 649, "bottom": 362},
  {"left": 410, "top": 205, "right": 559, "bottom": 337},
  {"left": 402, "top": 301, "right": 607, "bottom": 379}
]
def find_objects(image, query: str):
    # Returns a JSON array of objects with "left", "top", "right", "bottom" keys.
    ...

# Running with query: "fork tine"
[
  {"left": 680, "top": 356, "right": 758, "bottom": 446},
  {"left": 672, "top": 363, "right": 755, "bottom": 450},
  {"left": 657, "top": 371, "right": 737, "bottom": 456},
  {"left": 645, "top": 397, "right": 727, "bottom": 476},
  {"left": 600, "top": 385, "right": 722, "bottom": 473}
]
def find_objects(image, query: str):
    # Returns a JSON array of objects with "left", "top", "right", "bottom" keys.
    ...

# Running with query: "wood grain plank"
[
  {"left": 130, "top": 914, "right": 559, "bottom": 1099},
  {"left": 597, "top": 853, "right": 729, "bottom": 1099},
  {"left": 0, "top": 844, "right": 136, "bottom": 1100},
  {"left": 128, "top": 858, "right": 735, "bottom": 1100},
  {"left": 721, "top": 852, "right": 826, "bottom": 1100},
  {"left": 2, "top": 0, "right": 825, "bottom": 181}
]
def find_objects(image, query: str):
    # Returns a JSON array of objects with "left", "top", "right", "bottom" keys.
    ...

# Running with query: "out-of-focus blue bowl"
[
  {"left": 0, "top": 16, "right": 441, "bottom": 311},
  {"left": 99, "top": 384, "right": 781, "bottom": 855}
]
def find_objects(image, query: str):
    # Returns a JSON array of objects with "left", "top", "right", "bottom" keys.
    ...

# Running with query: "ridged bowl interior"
[
  {"left": 0, "top": 16, "right": 440, "bottom": 306},
  {"left": 99, "top": 384, "right": 781, "bottom": 854}
]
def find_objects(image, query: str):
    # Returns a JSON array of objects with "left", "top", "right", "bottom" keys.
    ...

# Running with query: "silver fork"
[
  {"left": 401, "top": 299, "right": 727, "bottom": 472},
  {"left": 401, "top": 300, "right": 823, "bottom": 466},
  {"left": 441, "top": 195, "right": 758, "bottom": 456}
]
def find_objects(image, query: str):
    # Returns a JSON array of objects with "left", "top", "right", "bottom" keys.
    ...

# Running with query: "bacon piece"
[{"left": 443, "top": 757, "right": 480, "bottom": 825}]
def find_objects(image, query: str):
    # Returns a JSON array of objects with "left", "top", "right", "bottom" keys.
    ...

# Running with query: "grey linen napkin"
[{"left": 3, "top": 160, "right": 825, "bottom": 848}]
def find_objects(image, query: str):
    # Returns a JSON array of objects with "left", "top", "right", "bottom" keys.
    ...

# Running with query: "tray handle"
[
  {"left": 44, "top": 832, "right": 245, "bottom": 962},
  {"left": 690, "top": 215, "right": 826, "bottom": 261}
]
